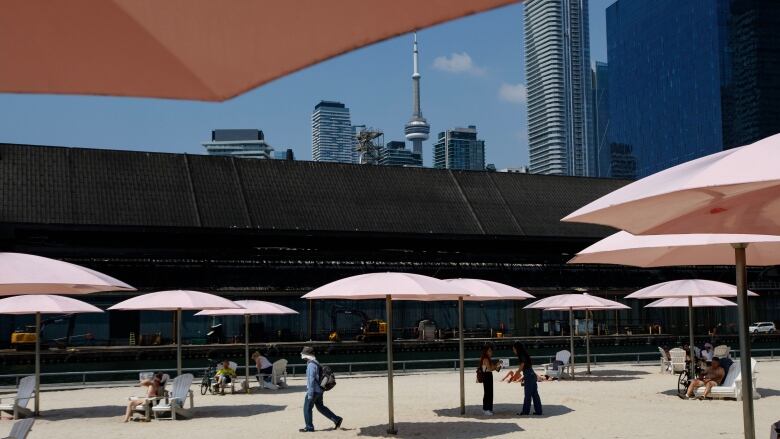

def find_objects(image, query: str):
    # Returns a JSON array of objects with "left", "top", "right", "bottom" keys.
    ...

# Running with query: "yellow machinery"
[{"left": 330, "top": 307, "right": 387, "bottom": 342}]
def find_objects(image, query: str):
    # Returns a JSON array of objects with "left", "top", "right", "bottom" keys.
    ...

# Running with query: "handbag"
[{"left": 476, "top": 366, "right": 484, "bottom": 383}]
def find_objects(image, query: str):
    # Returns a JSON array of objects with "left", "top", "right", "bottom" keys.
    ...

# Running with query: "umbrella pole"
[
  {"left": 687, "top": 296, "right": 696, "bottom": 380},
  {"left": 569, "top": 308, "right": 575, "bottom": 379},
  {"left": 458, "top": 297, "right": 465, "bottom": 415},
  {"left": 586, "top": 310, "right": 591, "bottom": 374},
  {"left": 733, "top": 244, "right": 755, "bottom": 439},
  {"left": 245, "top": 314, "right": 250, "bottom": 394},
  {"left": 34, "top": 312, "right": 40, "bottom": 416},
  {"left": 176, "top": 308, "right": 182, "bottom": 376},
  {"left": 385, "top": 295, "right": 396, "bottom": 435}
]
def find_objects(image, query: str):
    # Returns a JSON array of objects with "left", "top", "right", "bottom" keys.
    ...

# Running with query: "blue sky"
[{"left": 0, "top": 0, "right": 614, "bottom": 169}]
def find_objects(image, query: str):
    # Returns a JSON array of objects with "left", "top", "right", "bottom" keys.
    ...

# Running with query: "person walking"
[
  {"left": 299, "top": 346, "right": 343, "bottom": 432},
  {"left": 480, "top": 342, "right": 501, "bottom": 415},
  {"left": 509, "top": 341, "right": 542, "bottom": 416}
]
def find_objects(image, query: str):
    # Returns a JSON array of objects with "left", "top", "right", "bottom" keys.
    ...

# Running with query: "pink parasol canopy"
[
  {"left": 443, "top": 278, "right": 535, "bottom": 301},
  {"left": 302, "top": 272, "right": 468, "bottom": 434},
  {"left": 0, "top": 294, "right": 102, "bottom": 415},
  {"left": 109, "top": 290, "right": 241, "bottom": 376},
  {"left": 561, "top": 133, "right": 780, "bottom": 236},
  {"left": 195, "top": 300, "right": 297, "bottom": 392},
  {"left": 0, "top": 252, "right": 135, "bottom": 295},
  {"left": 625, "top": 280, "right": 758, "bottom": 300},
  {"left": 645, "top": 297, "right": 737, "bottom": 308},
  {"left": 0, "top": 294, "right": 102, "bottom": 315},
  {"left": 569, "top": 231, "right": 780, "bottom": 267}
]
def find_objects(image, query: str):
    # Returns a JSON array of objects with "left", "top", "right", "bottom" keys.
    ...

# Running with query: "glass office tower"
[{"left": 433, "top": 126, "right": 486, "bottom": 171}]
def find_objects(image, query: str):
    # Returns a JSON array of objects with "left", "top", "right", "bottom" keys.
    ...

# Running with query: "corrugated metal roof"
[{"left": 0, "top": 143, "right": 627, "bottom": 238}]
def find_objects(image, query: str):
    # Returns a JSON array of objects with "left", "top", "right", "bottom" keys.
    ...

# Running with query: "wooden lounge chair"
[
  {"left": 0, "top": 377, "right": 34, "bottom": 420},
  {"left": 694, "top": 359, "right": 760, "bottom": 400},
  {"left": 257, "top": 359, "right": 288, "bottom": 390},
  {"left": 669, "top": 348, "right": 686, "bottom": 373},
  {"left": 151, "top": 374, "right": 194, "bottom": 420},
  {"left": 658, "top": 347, "right": 672, "bottom": 374},
  {"left": 1, "top": 418, "right": 34, "bottom": 439},
  {"left": 713, "top": 345, "right": 730, "bottom": 358},
  {"left": 543, "top": 350, "right": 571, "bottom": 379}
]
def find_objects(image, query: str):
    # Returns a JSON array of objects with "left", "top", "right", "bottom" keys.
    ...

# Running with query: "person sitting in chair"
[
  {"left": 686, "top": 357, "right": 725, "bottom": 400},
  {"left": 252, "top": 351, "right": 278, "bottom": 389},
  {"left": 122, "top": 373, "right": 162, "bottom": 422},
  {"left": 214, "top": 360, "right": 236, "bottom": 395}
]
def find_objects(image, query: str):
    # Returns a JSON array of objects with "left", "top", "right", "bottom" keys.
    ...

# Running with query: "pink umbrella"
[
  {"left": 0, "top": 295, "right": 102, "bottom": 414},
  {"left": 562, "top": 134, "right": 780, "bottom": 438},
  {"left": 645, "top": 297, "right": 737, "bottom": 308},
  {"left": 0, "top": 252, "right": 135, "bottom": 295},
  {"left": 443, "top": 278, "right": 534, "bottom": 414},
  {"left": 195, "top": 300, "right": 298, "bottom": 392},
  {"left": 302, "top": 272, "right": 469, "bottom": 434},
  {"left": 109, "top": 290, "right": 242, "bottom": 376},
  {"left": 525, "top": 294, "right": 629, "bottom": 377}
]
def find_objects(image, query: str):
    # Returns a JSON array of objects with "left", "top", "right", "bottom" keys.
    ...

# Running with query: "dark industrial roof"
[{"left": 0, "top": 143, "right": 627, "bottom": 238}]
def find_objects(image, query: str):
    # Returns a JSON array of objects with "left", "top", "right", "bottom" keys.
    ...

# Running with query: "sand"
[{"left": 3, "top": 361, "right": 779, "bottom": 438}]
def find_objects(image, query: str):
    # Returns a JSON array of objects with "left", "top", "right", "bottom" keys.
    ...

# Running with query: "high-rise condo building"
[
  {"left": 202, "top": 129, "right": 274, "bottom": 159},
  {"left": 605, "top": 0, "right": 780, "bottom": 179},
  {"left": 433, "top": 126, "right": 485, "bottom": 171},
  {"left": 312, "top": 101, "right": 355, "bottom": 163},
  {"left": 378, "top": 141, "right": 423, "bottom": 167},
  {"left": 591, "top": 61, "right": 609, "bottom": 177},
  {"left": 524, "top": 0, "right": 593, "bottom": 176}
]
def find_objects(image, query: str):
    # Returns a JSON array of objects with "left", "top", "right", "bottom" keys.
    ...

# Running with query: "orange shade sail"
[{"left": 0, "top": 0, "right": 520, "bottom": 101}]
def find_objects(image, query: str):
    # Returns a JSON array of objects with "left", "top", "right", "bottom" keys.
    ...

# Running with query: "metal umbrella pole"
[
  {"left": 586, "top": 310, "right": 591, "bottom": 374},
  {"left": 569, "top": 307, "right": 575, "bottom": 379},
  {"left": 34, "top": 312, "right": 41, "bottom": 415},
  {"left": 687, "top": 296, "right": 696, "bottom": 379},
  {"left": 386, "top": 295, "right": 396, "bottom": 434},
  {"left": 733, "top": 243, "right": 755, "bottom": 439},
  {"left": 458, "top": 297, "right": 465, "bottom": 415},
  {"left": 176, "top": 308, "right": 182, "bottom": 376},
  {"left": 245, "top": 314, "right": 250, "bottom": 393}
]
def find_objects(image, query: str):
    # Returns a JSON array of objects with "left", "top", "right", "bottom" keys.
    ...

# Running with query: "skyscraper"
[
  {"left": 524, "top": 0, "right": 593, "bottom": 176},
  {"left": 605, "top": 0, "right": 780, "bottom": 179},
  {"left": 591, "top": 61, "right": 609, "bottom": 177},
  {"left": 433, "top": 126, "right": 485, "bottom": 171},
  {"left": 404, "top": 33, "right": 431, "bottom": 157},
  {"left": 312, "top": 101, "right": 355, "bottom": 163},
  {"left": 378, "top": 141, "right": 423, "bottom": 167},
  {"left": 202, "top": 129, "right": 274, "bottom": 159}
]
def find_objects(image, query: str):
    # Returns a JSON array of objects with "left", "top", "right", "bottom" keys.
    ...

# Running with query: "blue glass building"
[
  {"left": 605, "top": 0, "right": 730, "bottom": 179},
  {"left": 433, "top": 126, "right": 485, "bottom": 171}
]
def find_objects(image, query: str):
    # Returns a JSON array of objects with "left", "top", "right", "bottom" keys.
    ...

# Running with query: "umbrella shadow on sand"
[
  {"left": 434, "top": 404, "right": 573, "bottom": 419},
  {"left": 248, "top": 384, "right": 305, "bottom": 395},
  {"left": 358, "top": 421, "right": 523, "bottom": 438},
  {"left": 41, "top": 405, "right": 128, "bottom": 420},
  {"left": 194, "top": 403, "right": 286, "bottom": 418}
]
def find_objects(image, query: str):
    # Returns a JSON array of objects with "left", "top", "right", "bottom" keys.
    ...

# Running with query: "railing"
[{"left": 0, "top": 348, "right": 777, "bottom": 388}]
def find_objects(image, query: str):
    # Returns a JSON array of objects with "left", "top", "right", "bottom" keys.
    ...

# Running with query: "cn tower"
[{"left": 404, "top": 33, "right": 430, "bottom": 156}]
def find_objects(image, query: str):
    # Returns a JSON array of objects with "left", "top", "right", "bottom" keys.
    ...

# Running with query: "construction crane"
[{"left": 355, "top": 127, "right": 384, "bottom": 165}]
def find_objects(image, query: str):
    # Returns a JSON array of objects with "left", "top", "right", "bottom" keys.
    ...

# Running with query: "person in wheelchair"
[
  {"left": 685, "top": 357, "right": 725, "bottom": 400},
  {"left": 214, "top": 360, "right": 236, "bottom": 395}
]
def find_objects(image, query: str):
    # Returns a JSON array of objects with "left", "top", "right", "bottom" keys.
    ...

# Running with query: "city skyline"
[{"left": 0, "top": 1, "right": 614, "bottom": 170}]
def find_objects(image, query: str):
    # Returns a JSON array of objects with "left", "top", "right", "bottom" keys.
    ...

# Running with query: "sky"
[{"left": 0, "top": 0, "right": 614, "bottom": 169}]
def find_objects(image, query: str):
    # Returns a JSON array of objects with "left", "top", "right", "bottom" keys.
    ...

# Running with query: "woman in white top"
[{"left": 252, "top": 351, "right": 274, "bottom": 386}]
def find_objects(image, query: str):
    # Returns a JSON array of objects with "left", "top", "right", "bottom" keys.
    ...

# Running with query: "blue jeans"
[
  {"left": 303, "top": 392, "right": 341, "bottom": 431},
  {"left": 521, "top": 369, "right": 542, "bottom": 415}
]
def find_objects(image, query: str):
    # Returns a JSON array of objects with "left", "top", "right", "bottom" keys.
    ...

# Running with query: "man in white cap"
[{"left": 300, "top": 346, "right": 342, "bottom": 432}]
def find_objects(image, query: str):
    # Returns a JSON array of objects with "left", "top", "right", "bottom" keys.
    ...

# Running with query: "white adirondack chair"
[
  {"left": 713, "top": 345, "right": 730, "bottom": 358},
  {"left": 152, "top": 374, "right": 194, "bottom": 420},
  {"left": 669, "top": 348, "right": 686, "bottom": 373},
  {"left": 1, "top": 418, "right": 34, "bottom": 439},
  {"left": 543, "top": 350, "right": 571, "bottom": 379},
  {"left": 695, "top": 359, "right": 760, "bottom": 400},
  {"left": 257, "top": 359, "right": 288, "bottom": 390},
  {"left": 130, "top": 373, "right": 172, "bottom": 420},
  {"left": 658, "top": 347, "right": 672, "bottom": 374},
  {"left": 0, "top": 376, "right": 35, "bottom": 420}
]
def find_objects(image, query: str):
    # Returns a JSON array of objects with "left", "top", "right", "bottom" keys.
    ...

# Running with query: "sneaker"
[
  {"left": 483, "top": 410, "right": 494, "bottom": 416},
  {"left": 335, "top": 417, "right": 343, "bottom": 429},
  {"left": 299, "top": 428, "right": 314, "bottom": 433},
  {"left": 263, "top": 381, "right": 279, "bottom": 390}
]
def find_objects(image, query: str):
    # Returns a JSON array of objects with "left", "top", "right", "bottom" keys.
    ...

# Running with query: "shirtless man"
[
  {"left": 686, "top": 357, "right": 725, "bottom": 400},
  {"left": 123, "top": 373, "right": 163, "bottom": 422}
]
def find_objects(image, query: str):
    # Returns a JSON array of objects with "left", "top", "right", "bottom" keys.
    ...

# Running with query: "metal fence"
[{"left": 0, "top": 348, "right": 777, "bottom": 388}]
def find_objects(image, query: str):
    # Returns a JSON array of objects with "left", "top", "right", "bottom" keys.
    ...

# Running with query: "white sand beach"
[{"left": 4, "top": 361, "right": 779, "bottom": 438}]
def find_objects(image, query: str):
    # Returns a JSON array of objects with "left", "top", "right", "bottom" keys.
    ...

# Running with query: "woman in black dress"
[{"left": 480, "top": 342, "right": 501, "bottom": 415}]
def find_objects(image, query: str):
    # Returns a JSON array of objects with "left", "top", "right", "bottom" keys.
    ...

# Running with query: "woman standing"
[
  {"left": 509, "top": 341, "right": 542, "bottom": 416},
  {"left": 480, "top": 343, "right": 501, "bottom": 415}
]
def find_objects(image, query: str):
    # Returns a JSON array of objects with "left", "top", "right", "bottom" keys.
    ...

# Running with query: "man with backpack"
[{"left": 300, "top": 346, "right": 343, "bottom": 432}]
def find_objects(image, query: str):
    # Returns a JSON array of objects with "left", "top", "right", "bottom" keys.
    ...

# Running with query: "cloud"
[
  {"left": 498, "top": 83, "right": 527, "bottom": 104},
  {"left": 432, "top": 52, "right": 486, "bottom": 76}
]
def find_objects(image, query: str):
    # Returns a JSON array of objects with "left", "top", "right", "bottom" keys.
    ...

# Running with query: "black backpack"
[{"left": 315, "top": 361, "right": 336, "bottom": 391}]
